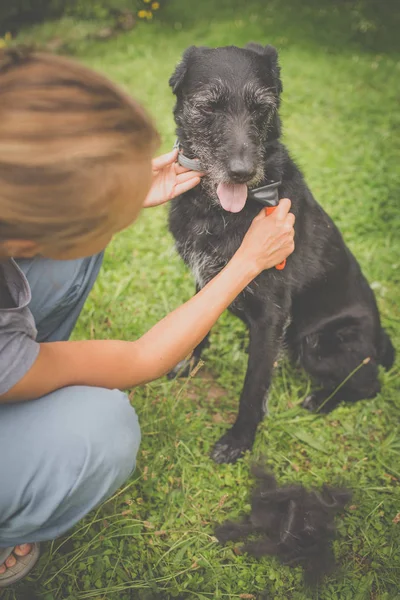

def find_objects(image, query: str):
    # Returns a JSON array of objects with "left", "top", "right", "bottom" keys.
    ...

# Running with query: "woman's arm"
[{"left": 1, "top": 200, "right": 294, "bottom": 403}]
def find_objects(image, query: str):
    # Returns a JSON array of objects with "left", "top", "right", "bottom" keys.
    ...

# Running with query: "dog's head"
[{"left": 170, "top": 43, "right": 283, "bottom": 212}]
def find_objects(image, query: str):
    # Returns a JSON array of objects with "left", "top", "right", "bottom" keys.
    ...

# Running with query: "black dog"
[
  {"left": 168, "top": 44, "right": 395, "bottom": 464},
  {"left": 215, "top": 466, "right": 352, "bottom": 586}
]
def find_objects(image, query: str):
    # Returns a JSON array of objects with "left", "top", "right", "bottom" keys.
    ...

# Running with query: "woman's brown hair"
[{"left": 0, "top": 46, "right": 159, "bottom": 255}]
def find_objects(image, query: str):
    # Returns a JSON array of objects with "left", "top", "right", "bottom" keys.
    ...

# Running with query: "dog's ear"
[
  {"left": 245, "top": 42, "right": 266, "bottom": 55},
  {"left": 169, "top": 46, "right": 198, "bottom": 94},
  {"left": 263, "top": 45, "right": 283, "bottom": 95},
  {"left": 245, "top": 43, "right": 283, "bottom": 95}
]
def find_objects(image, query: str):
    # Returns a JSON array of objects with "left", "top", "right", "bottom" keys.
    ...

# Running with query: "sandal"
[{"left": 0, "top": 543, "right": 40, "bottom": 587}]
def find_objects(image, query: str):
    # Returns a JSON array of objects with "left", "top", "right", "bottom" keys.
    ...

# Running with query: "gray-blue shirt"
[{"left": 0, "top": 260, "right": 39, "bottom": 395}]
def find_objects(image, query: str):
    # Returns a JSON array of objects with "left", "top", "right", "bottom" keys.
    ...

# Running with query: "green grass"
[{"left": 5, "top": 1, "right": 400, "bottom": 598}]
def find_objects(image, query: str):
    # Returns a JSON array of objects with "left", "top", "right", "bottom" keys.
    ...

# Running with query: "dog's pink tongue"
[{"left": 217, "top": 183, "right": 248, "bottom": 213}]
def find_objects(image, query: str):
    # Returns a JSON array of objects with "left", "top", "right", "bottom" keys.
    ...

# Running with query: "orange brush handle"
[{"left": 265, "top": 206, "right": 286, "bottom": 270}]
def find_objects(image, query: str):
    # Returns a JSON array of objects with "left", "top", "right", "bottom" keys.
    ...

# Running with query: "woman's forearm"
[
  {"left": 3, "top": 199, "right": 295, "bottom": 403},
  {"left": 132, "top": 250, "right": 257, "bottom": 382},
  {"left": 1, "top": 251, "right": 257, "bottom": 401}
]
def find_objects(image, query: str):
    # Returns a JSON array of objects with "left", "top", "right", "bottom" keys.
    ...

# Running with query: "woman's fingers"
[
  {"left": 274, "top": 197, "right": 292, "bottom": 221},
  {"left": 175, "top": 164, "right": 205, "bottom": 177},
  {"left": 254, "top": 198, "right": 294, "bottom": 223},
  {"left": 151, "top": 148, "right": 179, "bottom": 171},
  {"left": 174, "top": 176, "right": 202, "bottom": 198},
  {"left": 175, "top": 163, "right": 192, "bottom": 175},
  {"left": 152, "top": 151, "right": 204, "bottom": 179},
  {"left": 176, "top": 171, "right": 201, "bottom": 185}
]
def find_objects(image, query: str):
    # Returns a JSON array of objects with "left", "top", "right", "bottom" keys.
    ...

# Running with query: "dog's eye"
[{"left": 200, "top": 104, "right": 215, "bottom": 114}]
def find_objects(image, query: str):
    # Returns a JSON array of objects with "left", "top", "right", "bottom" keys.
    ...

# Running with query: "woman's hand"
[
  {"left": 143, "top": 149, "right": 203, "bottom": 208},
  {"left": 236, "top": 198, "right": 295, "bottom": 275}
]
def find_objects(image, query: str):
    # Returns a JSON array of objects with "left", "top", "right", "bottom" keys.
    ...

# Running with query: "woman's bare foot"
[{"left": 0, "top": 545, "right": 32, "bottom": 574}]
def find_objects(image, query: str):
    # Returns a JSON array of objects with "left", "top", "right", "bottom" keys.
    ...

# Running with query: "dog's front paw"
[
  {"left": 167, "top": 358, "right": 193, "bottom": 380},
  {"left": 211, "top": 430, "right": 254, "bottom": 464}
]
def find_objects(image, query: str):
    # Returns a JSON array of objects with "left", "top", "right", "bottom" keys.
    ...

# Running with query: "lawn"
[{"left": 5, "top": 1, "right": 400, "bottom": 599}]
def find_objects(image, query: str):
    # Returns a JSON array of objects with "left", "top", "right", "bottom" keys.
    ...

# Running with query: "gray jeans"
[{"left": 0, "top": 255, "right": 141, "bottom": 546}]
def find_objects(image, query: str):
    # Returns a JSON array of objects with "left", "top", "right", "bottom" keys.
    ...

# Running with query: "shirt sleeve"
[{"left": 0, "top": 307, "right": 40, "bottom": 396}]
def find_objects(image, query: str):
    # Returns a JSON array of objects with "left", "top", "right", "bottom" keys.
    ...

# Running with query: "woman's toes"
[
  {"left": 14, "top": 544, "right": 32, "bottom": 557},
  {"left": 5, "top": 554, "right": 17, "bottom": 568},
  {"left": 0, "top": 544, "right": 33, "bottom": 574}
]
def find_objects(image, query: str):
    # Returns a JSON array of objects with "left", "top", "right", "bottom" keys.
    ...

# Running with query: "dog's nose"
[{"left": 228, "top": 159, "right": 255, "bottom": 182}]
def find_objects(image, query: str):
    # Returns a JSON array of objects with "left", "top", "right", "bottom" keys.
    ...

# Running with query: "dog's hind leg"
[
  {"left": 379, "top": 327, "right": 395, "bottom": 371},
  {"left": 299, "top": 322, "right": 382, "bottom": 413},
  {"left": 211, "top": 310, "right": 288, "bottom": 464},
  {"left": 302, "top": 360, "right": 381, "bottom": 413}
]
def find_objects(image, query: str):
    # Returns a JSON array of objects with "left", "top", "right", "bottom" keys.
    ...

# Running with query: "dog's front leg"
[
  {"left": 167, "top": 331, "right": 210, "bottom": 379},
  {"left": 211, "top": 311, "right": 287, "bottom": 464},
  {"left": 167, "top": 284, "right": 210, "bottom": 379}
]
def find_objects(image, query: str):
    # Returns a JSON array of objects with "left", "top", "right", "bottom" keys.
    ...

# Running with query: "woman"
[{"left": 0, "top": 47, "right": 295, "bottom": 586}]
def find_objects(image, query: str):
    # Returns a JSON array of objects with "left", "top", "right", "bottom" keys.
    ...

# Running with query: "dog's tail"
[{"left": 379, "top": 328, "right": 395, "bottom": 370}]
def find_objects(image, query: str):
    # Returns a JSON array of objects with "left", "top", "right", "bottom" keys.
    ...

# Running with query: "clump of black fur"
[{"left": 215, "top": 467, "right": 351, "bottom": 585}]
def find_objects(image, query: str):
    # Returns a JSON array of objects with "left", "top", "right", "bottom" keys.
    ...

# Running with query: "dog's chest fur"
[{"left": 170, "top": 192, "right": 262, "bottom": 290}]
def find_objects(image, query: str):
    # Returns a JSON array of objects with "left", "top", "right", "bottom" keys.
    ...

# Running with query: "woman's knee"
[
  {"left": 0, "top": 386, "right": 141, "bottom": 544},
  {"left": 63, "top": 386, "right": 141, "bottom": 484}
]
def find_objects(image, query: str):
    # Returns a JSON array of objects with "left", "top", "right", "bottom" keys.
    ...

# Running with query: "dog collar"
[
  {"left": 173, "top": 139, "right": 203, "bottom": 171},
  {"left": 174, "top": 139, "right": 281, "bottom": 206}
]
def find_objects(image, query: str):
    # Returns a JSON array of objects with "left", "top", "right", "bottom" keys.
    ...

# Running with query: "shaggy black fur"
[
  {"left": 168, "top": 43, "right": 395, "bottom": 464},
  {"left": 215, "top": 467, "right": 352, "bottom": 586}
]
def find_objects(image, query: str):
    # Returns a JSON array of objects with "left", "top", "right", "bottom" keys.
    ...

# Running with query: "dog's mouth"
[
  {"left": 216, "top": 182, "right": 248, "bottom": 213},
  {"left": 174, "top": 139, "right": 269, "bottom": 213}
]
